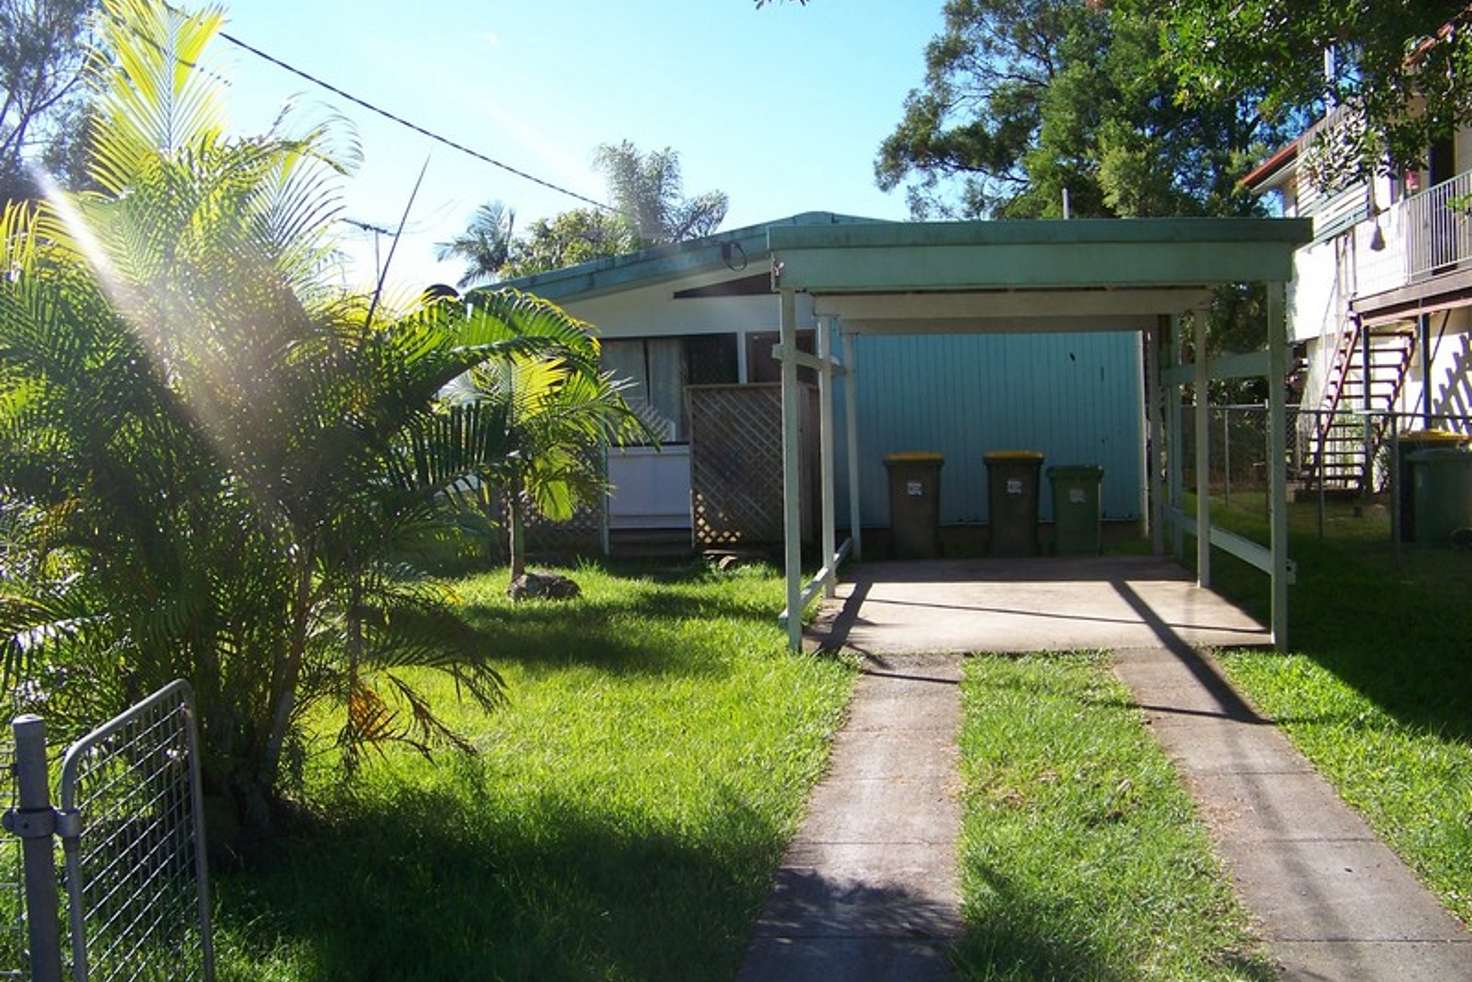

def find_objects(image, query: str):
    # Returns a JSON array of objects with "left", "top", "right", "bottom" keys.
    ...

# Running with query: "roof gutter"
[{"left": 1241, "top": 140, "right": 1300, "bottom": 193}]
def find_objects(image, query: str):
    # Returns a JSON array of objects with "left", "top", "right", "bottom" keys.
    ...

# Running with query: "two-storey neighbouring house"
[{"left": 1243, "top": 114, "right": 1472, "bottom": 489}]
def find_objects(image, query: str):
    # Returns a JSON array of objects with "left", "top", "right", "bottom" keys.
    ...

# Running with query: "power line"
[{"left": 213, "top": 28, "right": 621, "bottom": 216}]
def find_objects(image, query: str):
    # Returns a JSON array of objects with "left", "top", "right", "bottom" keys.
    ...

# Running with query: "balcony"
[{"left": 1404, "top": 169, "right": 1472, "bottom": 282}]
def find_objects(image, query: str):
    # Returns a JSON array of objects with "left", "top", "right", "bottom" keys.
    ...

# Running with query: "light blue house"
[{"left": 502, "top": 212, "right": 1146, "bottom": 549}]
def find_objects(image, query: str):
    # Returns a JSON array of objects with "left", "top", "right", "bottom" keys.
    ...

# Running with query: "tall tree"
[
  {"left": 0, "top": 0, "right": 98, "bottom": 202},
  {"left": 594, "top": 140, "right": 728, "bottom": 244},
  {"left": 1154, "top": 1, "right": 1472, "bottom": 186},
  {"left": 435, "top": 200, "right": 516, "bottom": 289},
  {"left": 448, "top": 141, "right": 729, "bottom": 282},
  {"left": 498, "top": 207, "right": 638, "bottom": 279},
  {"left": 875, "top": 0, "right": 1283, "bottom": 220},
  {"left": 0, "top": 0, "right": 600, "bottom": 835}
]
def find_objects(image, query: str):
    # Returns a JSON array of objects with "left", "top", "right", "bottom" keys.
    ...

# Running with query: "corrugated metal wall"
[{"left": 831, "top": 330, "right": 1144, "bottom": 526}]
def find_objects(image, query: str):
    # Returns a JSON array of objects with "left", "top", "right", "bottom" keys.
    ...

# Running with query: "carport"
[{"left": 767, "top": 218, "right": 1313, "bottom": 652}]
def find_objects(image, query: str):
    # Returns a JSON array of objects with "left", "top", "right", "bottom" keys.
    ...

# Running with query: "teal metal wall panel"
[{"left": 830, "top": 330, "right": 1143, "bottom": 527}]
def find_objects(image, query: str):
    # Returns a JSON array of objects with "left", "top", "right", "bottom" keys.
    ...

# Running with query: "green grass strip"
[
  {"left": 1194, "top": 494, "right": 1472, "bottom": 927},
  {"left": 210, "top": 563, "right": 854, "bottom": 982},
  {"left": 954, "top": 653, "right": 1270, "bottom": 981},
  {"left": 1218, "top": 650, "right": 1472, "bottom": 926}
]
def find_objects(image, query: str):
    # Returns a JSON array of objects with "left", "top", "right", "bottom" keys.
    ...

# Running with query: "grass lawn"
[
  {"left": 210, "top": 562, "right": 854, "bottom": 982},
  {"left": 1187, "top": 492, "right": 1472, "bottom": 926},
  {"left": 954, "top": 653, "right": 1271, "bottom": 981}
]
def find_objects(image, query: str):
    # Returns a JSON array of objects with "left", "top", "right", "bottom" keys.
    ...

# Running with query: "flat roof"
[{"left": 769, "top": 217, "right": 1313, "bottom": 296}]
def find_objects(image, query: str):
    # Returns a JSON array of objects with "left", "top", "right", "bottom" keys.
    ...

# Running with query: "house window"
[
  {"left": 602, "top": 334, "right": 738, "bottom": 442},
  {"left": 745, "top": 329, "right": 816, "bottom": 384}
]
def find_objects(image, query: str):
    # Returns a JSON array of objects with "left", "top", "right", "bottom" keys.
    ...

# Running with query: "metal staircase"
[{"left": 1305, "top": 319, "right": 1417, "bottom": 489}]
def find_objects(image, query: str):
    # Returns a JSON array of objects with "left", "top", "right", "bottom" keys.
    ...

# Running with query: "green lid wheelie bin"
[
  {"left": 984, "top": 451, "right": 1044, "bottom": 557},
  {"left": 885, "top": 452, "right": 944, "bottom": 558},
  {"left": 1408, "top": 448, "right": 1472, "bottom": 545},
  {"left": 1049, "top": 465, "right": 1105, "bottom": 555},
  {"left": 1396, "top": 430, "right": 1472, "bottom": 542}
]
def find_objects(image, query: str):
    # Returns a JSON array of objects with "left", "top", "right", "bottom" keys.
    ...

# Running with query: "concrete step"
[{"left": 608, "top": 528, "right": 693, "bottom": 559}]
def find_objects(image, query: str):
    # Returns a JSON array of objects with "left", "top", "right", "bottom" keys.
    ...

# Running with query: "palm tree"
[
  {"left": 444, "top": 315, "right": 655, "bottom": 582},
  {"left": 435, "top": 201, "right": 516, "bottom": 288},
  {"left": 0, "top": 0, "right": 598, "bottom": 832},
  {"left": 593, "top": 141, "right": 728, "bottom": 244}
]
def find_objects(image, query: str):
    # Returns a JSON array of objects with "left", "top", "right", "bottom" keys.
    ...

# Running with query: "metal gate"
[{"left": 2, "top": 681, "right": 214, "bottom": 982}]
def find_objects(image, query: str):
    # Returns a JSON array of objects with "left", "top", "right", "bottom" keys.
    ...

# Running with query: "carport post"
[
  {"left": 779, "top": 287, "right": 803, "bottom": 651},
  {"left": 817, "top": 317, "right": 837, "bottom": 598},
  {"left": 1194, "top": 312, "right": 1211, "bottom": 587},
  {"left": 842, "top": 329, "right": 862, "bottom": 561},
  {"left": 1136, "top": 330, "right": 1150, "bottom": 537},
  {"left": 1146, "top": 318, "right": 1165, "bottom": 555},
  {"left": 1267, "top": 282, "right": 1290, "bottom": 649},
  {"left": 1168, "top": 315, "right": 1185, "bottom": 560}
]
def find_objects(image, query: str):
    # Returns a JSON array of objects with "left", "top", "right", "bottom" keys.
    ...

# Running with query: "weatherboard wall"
[{"left": 831, "top": 329, "right": 1144, "bottom": 527}]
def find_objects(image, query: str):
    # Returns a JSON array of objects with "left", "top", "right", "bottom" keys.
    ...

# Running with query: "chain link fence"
[
  {"left": 1178, "top": 404, "right": 1291, "bottom": 500},
  {"left": 1177, "top": 403, "right": 1472, "bottom": 539}
]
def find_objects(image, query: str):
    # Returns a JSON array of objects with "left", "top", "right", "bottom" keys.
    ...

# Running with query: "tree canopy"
[
  {"left": 0, "top": 0, "right": 631, "bottom": 837},
  {"left": 0, "top": 0, "right": 99, "bottom": 201},
  {"left": 435, "top": 200, "right": 517, "bottom": 289},
  {"left": 441, "top": 140, "right": 728, "bottom": 284},
  {"left": 1155, "top": 1, "right": 1472, "bottom": 184},
  {"left": 498, "top": 207, "right": 638, "bottom": 280},
  {"left": 593, "top": 140, "right": 728, "bottom": 244},
  {"left": 875, "top": 0, "right": 1294, "bottom": 220}
]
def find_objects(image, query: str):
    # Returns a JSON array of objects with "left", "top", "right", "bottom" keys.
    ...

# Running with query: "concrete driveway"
[{"left": 806, "top": 555, "right": 1270, "bottom": 654}]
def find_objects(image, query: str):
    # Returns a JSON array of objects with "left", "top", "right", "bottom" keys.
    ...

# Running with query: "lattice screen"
[{"left": 688, "top": 383, "right": 818, "bottom": 548}]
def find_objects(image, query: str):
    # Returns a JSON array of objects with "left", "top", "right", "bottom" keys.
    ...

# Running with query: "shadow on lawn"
[
  {"left": 454, "top": 568, "right": 786, "bottom": 678},
  {"left": 952, "top": 864, "right": 1129, "bottom": 982},
  {"left": 1206, "top": 505, "right": 1472, "bottom": 745},
  {"left": 950, "top": 864, "right": 1275, "bottom": 982},
  {"left": 215, "top": 777, "right": 782, "bottom": 982}
]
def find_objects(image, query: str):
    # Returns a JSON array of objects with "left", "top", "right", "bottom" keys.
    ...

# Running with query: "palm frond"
[{"left": 89, "top": 0, "right": 228, "bottom": 194}]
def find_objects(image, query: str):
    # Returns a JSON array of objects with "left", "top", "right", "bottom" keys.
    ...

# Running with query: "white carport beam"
[
  {"left": 1162, "top": 349, "right": 1269, "bottom": 386},
  {"left": 1168, "top": 507, "right": 1297, "bottom": 584},
  {"left": 1194, "top": 312, "right": 1211, "bottom": 588},
  {"left": 815, "top": 288, "right": 1214, "bottom": 321},
  {"left": 817, "top": 317, "right": 838, "bottom": 599},
  {"left": 779, "top": 540, "right": 852, "bottom": 628},
  {"left": 778, "top": 287, "right": 803, "bottom": 652},
  {"left": 842, "top": 328, "right": 862, "bottom": 561},
  {"left": 770, "top": 344, "right": 845, "bottom": 374},
  {"left": 841, "top": 315, "right": 1156, "bottom": 336}
]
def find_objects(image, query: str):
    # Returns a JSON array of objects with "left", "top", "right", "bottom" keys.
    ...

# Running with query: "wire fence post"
[
  {"left": 1263, "top": 400, "right": 1272, "bottom": 523},
  {"left": 1391, "top": 414, "right": 1402, "bottom": 565},
  {"left": 6, "top": 717, "right": 63, "bottom": 982},
  {"left": 1324, "top": 444, "right": 1336, "bottom": 544},
  {"left": 1222, "top": 407, "right": 1231, "bottom": 509}
]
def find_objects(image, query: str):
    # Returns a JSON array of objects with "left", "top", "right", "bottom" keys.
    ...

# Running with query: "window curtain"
[
  {"left": 601, "top": 338, "right": 689, "bottom": 442},
  {"left": 645, "top": 338, "right": 687, "bottom": 440}
]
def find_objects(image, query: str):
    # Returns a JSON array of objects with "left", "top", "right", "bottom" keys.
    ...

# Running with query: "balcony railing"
[{"left": 1405, "top": 169, "right": 1472, "bottom": 281}]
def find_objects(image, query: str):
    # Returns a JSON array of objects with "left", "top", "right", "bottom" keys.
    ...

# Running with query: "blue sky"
[{"left": 218, "top": 1, "right": 944, "bottom": 291}]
